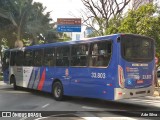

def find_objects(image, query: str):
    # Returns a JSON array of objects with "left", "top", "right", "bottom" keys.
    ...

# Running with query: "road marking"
[
  {"left": 34, "top": 117, "right": 48, "bottom": 120},
  {"left": 77, "top": 112, "right": 138, "bottom": 120},
  {"left": 145, "top": 96, "right": 160, "bottom": 100},
  {"left": 35, "top": 113, "right": 76, "bottom": 120},
  {"left": 41, "top": 103, "right": 50, "bottom": 108},
  {"left": 120, "top": 98, "right": 160, "bottom": 108},
  {"left": 101, "top": 117, "right": 138, "bottom": 120},
  {"left": 82, "top": 106, "right": 98, "bottom": 110},
  {"left": 76, "top": 112, "right": 102, "bottom": 120},
  {"left": 82, "top": 117, "right": 102, "bottom": 120},
  {"left": 19, "top": 117, "right": 27, "bottom": 120}
]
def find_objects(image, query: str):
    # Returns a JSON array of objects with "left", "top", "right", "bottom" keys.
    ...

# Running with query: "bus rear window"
[{"left": 121, "top": 35, "right": 154, "bottom": 62}]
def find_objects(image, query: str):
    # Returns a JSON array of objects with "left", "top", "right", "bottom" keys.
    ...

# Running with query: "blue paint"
[
  {"left": 57, "top": 25, "right": 81, "bottom": 32},
  {"left": 2, "top": 34, "right": 155, "bottom": 100}
]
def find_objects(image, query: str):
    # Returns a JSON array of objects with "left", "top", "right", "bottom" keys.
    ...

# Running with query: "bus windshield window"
[
  {"left": 121, "top": 35, "right": 154, "bottom": 62},
  {"left": 2, "top": 51, "right": 9, "bottom": 71}
]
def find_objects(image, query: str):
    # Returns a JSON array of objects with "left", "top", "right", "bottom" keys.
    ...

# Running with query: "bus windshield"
[
  {"left": 2, "top": 50, "right": 9, "bottom": 71},
  {"left": 121, "top": 35, "right": 154, "bottom": 62}
]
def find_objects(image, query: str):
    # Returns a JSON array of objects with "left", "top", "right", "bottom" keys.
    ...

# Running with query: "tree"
[
  {"left": 119, "top": 4, "right": 160, "bottom": 38},
  {"left": 80, "top": 0, "right": 131, "bottom": 36},
  {"left": 0, "top": 8, "right": 17, "bottom": 26},
  {"left": 25, "top": 2, "right": 52, "bottom": 44},
  {"left": 0, "top": 0, "right": 52, "bottom": 48},
  {"left": 45, "top": 28, "right": 71, "bottom": 43},
  {"left": 118, "top": 4, "right": 160, "bottom": 65},
  {"left": 117, "top": 4, "right": 160, "bottom": 86}
]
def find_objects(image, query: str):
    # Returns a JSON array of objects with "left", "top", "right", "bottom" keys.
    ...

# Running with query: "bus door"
[
  {"left": 87, "top": 40, "right": 113, "bottom": 98},
  {"left": 10, "top": 51, "right": 24, "bottom": 87},
  {"left": 69, "top": 41, "right": 113, "bottom": 98},
  {"left": 69, "top": 44, "right": 90, "bottom": 96},
  {"left": 2, "top": 50, "right": 10, "bottom": 83}
]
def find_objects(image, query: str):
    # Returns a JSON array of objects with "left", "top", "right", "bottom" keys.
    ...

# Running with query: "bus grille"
[{"left": 136, "top": 91, "right": 146, "bottom": 94}]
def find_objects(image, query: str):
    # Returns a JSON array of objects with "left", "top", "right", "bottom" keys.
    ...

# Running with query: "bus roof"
[
  {"left": 8, "top": 34, "right": 119, "bottom": 51},
  {"left": 6, "top": 33, "right": 154, "bottom": 51}
]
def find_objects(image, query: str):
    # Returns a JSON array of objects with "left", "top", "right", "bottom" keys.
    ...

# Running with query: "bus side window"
[
  {"left": 56, "top": 46, "right": 70, "bottom": 66},
  {"left": 33, "top": 49, "right": 43, "bottom": 66},
  {"left": 24, "top": 50, "right": 33, "bottom": 66},
  {"left": 44, "top": 48, "right": 55, "bottom": 66},
  {"left": 89, "top": 41, "right": 112, "bottom": 67},
  {"left": 71, "top": 44, "right": 88, "bottom": 67},
  {"left": 96, "top": 55, "right": 105, "bottom": 66}
]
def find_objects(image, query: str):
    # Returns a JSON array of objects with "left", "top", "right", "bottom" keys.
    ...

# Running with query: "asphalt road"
[{"left": 0, "top": 82, "right": 160, "bottom": 120}]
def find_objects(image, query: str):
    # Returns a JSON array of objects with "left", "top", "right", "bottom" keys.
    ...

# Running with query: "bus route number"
[{"left": 91, "top": 72, "right": 106, "bottom": 79}]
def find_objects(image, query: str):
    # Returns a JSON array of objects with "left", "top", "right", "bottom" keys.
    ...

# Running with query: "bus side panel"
[
  {"left": 53, "top": 67, "right": 71, "bottom": 94},
  {"left": 68, "top": 67, "right": 116, "bottom": 100},
  {"left": 65, "top": 37, "right": 118, "bottom": 100},
  {"left": 12, "top": 66, "right": 23, "bottom": 87},
  {"left": 41, "top": 67, "right": 55, "bottom": 92},
  {"left": 38, "top": 67, "right": 71, "bottom": 94},
  {"left": 25, "top": 67, "right": 49, "bottom": 92}
]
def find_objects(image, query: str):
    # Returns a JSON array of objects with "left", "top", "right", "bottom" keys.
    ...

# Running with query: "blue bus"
[{"left": 2, "top": 34, "right": 155, "bottom": 100}]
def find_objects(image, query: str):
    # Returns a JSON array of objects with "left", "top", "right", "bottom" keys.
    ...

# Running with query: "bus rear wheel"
[{"left": 52, "top": 81, "right": 63, "bottom": 101}]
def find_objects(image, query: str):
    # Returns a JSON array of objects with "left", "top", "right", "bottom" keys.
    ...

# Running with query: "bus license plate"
[{"left": 137, "top": 80, "right": 143, "bottom": 84}]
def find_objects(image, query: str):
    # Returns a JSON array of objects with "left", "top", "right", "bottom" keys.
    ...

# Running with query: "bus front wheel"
[
  {"left": 11, "top": 76, "right": 17, "bottom": 90},
  {"left": 52, "top": 81, "right": 63, "bottom": 101}
]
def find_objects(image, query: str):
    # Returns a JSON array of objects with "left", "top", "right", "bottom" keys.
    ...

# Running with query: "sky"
[{"left": 33, "top": 0, "right": 84, "bottom": 22}]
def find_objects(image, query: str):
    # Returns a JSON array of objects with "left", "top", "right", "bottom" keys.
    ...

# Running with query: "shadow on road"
[
  {"left": 1, "top": 84, "right": 160, "bottom": 111},
  {"left": 16, "top": 87, "right": 160, "bottom": 111}
]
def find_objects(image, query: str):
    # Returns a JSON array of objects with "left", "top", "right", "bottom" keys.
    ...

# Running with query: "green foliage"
[
  {"left": 38, "top": 40, "right": 45, "bottom": 44},
  {"left": 22, "top": 39, "right": 31, "bottom": 46},
  {"left": 118, "top": 4, "right": 160, "bottom": 39},
  {"left": 105, "top": 15, "right": 122, "bottom": 35},
  {"left": 117, "top": 4, "right": 160, "bottom": 66},
  {"left": 0, "top": 0, "right": 52, "bottom": 48},
  {"left": 0, "top": 75, "right": 3, "bottom": 81}
]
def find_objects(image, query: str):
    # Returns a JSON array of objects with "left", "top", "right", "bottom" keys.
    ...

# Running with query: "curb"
[{"left": 0, "top": 81, "right": 5, "bottom": 85}]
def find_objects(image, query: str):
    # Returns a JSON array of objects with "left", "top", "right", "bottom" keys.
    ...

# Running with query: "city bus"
[{"left": 2, "top": 34, "right": 155, "bottom": 100}]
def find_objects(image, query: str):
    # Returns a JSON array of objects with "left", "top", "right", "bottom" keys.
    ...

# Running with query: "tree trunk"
[{"left": 15, "top": 27, "right": 23, "bottom": 48}]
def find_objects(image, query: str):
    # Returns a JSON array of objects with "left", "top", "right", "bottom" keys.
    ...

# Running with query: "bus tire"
[
  {"left": 11, "top": 76, "right": 17, "bottom": 90},
  {"left": 52, "top": 81, "right": 63, "bottom": 101}
]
